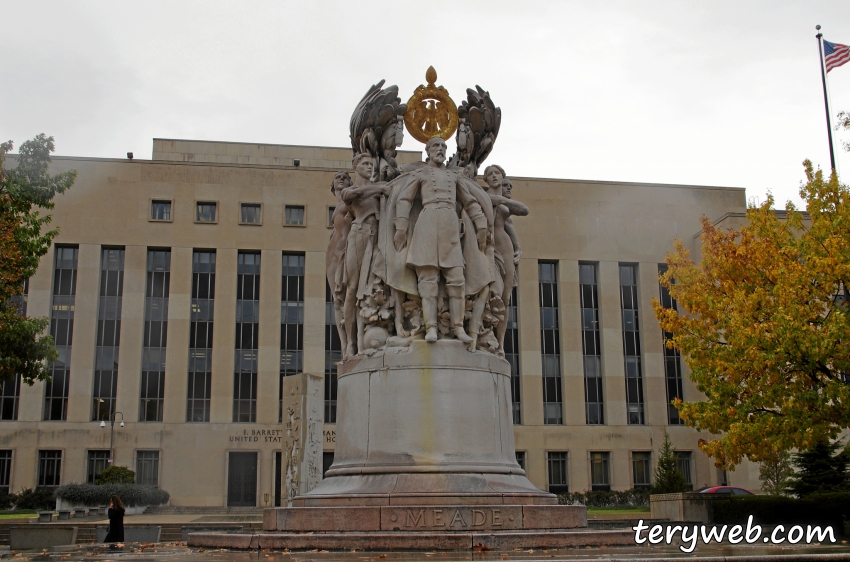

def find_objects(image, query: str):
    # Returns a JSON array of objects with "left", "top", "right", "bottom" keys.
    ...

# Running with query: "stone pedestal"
[
  {"left": 280, "top": 373, "right": 324, "bottom": 506},
  {"left": 298, "top": 339, "right": 555, "bottom": 506}
]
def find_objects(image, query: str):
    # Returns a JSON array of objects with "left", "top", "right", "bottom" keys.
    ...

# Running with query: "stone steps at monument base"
[{"left": 188, "top": 528, "right": 637, "bottom": 550}]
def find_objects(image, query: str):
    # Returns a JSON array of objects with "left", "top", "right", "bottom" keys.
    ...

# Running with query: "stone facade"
[{"left": 0, "top": 138, "right": 760, "bottom": 506}]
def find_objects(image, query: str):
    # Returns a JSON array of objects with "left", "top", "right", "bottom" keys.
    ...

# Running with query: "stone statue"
[
  {"left": 333, "top": 78, "right": 521, "bottom": 359},
  {"left": 389, "top": 137, "right": 491, "bottom": 343},
  {"left": 482, "top": 165, "right": 528, "bottom": 352},
  {"left": 326, "top": 171, "right": 352, "bottom": 353},
  {"left": 448, "top": 86, "right": 501, "bottom": 178},
  {"left": 340, "top": 154, "right": 390, "bottom": 358},
  {"left": 349, "top": 80, "right": 407, "bottom": 182},
  {"left": 274, "top": 75, "right": 561, "bottom": 524}
]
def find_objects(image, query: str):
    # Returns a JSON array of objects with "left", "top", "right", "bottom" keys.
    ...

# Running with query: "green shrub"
[
  {"left": 712, "top": 492, "right": 850, "bottom": 535},
  {"left": 0, "top": 492, "right": 18, "bottom": 510},
  {"left": 54, "top": 484, "right": 169, "bottom": 508},
  {"left": 558, "top": 488, "right": 650, "bottom": 507},
  {"left": 15, "top": 488, "right": 56, "bottom": 510},
  {"left": 94, "top": 465, "right": 135, "bottom": 485},
  {"left": 786, "top": 441, "right": 850, "bottom": 497}
]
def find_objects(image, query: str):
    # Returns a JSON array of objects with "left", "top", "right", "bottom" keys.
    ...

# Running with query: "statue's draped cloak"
[{"left": 374, "top": 167, "right": 495, "bottom": 297}]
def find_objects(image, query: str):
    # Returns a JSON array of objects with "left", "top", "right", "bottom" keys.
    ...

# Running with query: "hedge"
[
  {"left": 54, "top": 484, "right": 169, "bottom": 508},
  {"left": 711, "top": 492, "right": 850, "bottom": 534},
  {"left": 558, "top": 488, "right": 650, "bottom": 507}
]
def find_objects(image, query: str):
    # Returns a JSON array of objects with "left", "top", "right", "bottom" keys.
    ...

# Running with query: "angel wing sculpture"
[
  {"left": 349, "top": 80, "right": 408, "bottom": 181},
  {"left": 449, "top": 86, "right": 501, "bottom": 177}
]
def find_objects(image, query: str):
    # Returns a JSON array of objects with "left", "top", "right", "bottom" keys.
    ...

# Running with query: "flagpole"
[{"left": 816, "top": 24, "right": 837, "bottom": 173}]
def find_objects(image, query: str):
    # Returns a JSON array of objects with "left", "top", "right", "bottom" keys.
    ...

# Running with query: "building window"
[
  {"left": 676, "top": 452, "right": 693, "bottom": 489},
  {"left": 0, "top": 451, "right": 10, "bottom": 494},
  {"left": 658, "top": 264, "right": 684, "bottom": 425},
  {"left": 620, "top": 264, "right": 645, "bottom": 425},
  {"left": 37, "top": 450, "right": 61, "bottom": 487},
  {"left": 590, "top": 452, "right": 611, "bottom": 491},
  {"left": 580, "top": 263, "right": 603, "bottom": 425},
  {"left": 240, "top": 203, "right": 261, "bottom": 224},
  {"left": 515, "top": 451, "right": 526, "bottom": 471},
  {"left": 234, "top": 252, "right": 260, "bottom": 423},
  {"left": 505, "top": 286, "right": 521, "bottom": 425},
  {"left": 0, "top": 376, "right": 21, "bottom": 421},
  {"left": 539, "top": 262, "right": 562, "bottom": 425},
  {"left": 196, "top": 202, "right": 217, "bottom": 223},
  {"left": 45, "top": 246, "right": 78, "bottom": 421},
  {"left": 150, "top": 200, "right": 171, "bottom": 221},
  {"left": 92, "top": 248, "right": 124, "bottom": 422},
  {"left": 279, "top": 253, "right": 305, "bottom": 422},
  {"left": 285, "top": 205, "right": 305, "bottom": 226},
  {"left": 87, "top": 450, "right": 110, "bottom": 484},
  {"left": 324, "top": 281, "right": 341, "bottom": 423},
  {"left": 140, "top": 249, "right": 170, "bottom": 422},
  {"left": 187, "top": 250, "right": 215, "bottom": 423},
  {"left": 633, "top": 451, "right": 652, "bottom": 489},
  {"left": 136, "top": 451, "right": 160, "bottom": 487},
  {"left": 327, "top": 206, "right": 335, "bottom": 227},
  {"left": 547, "top": 452, "right": 568, "bottom": 495}
]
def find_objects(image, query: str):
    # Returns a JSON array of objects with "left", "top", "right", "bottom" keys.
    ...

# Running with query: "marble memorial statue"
[{"left": 297, "top": 67, "right": 555, "bottom": 507}]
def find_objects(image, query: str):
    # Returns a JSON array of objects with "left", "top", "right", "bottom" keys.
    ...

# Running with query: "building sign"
[{"left": 230, "top": 428, "right": 283, "bottom": 444}]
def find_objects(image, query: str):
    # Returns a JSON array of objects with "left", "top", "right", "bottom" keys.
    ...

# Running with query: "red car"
[{"left": 698, "top": 486, "right": 753, "bottom": 495}]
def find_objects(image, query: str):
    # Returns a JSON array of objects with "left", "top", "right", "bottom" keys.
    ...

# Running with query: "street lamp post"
[{"left": 99, "top": 409, "right": 124, "bottom": 465}]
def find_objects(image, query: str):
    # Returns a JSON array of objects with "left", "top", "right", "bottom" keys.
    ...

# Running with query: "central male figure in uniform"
[{"left": 393, "top": 137, "right": 488, "bottom": 343}]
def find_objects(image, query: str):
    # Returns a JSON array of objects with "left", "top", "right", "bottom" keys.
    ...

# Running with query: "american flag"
[{"left": 824, "top": 40, "right": 850, "bottom": 73}]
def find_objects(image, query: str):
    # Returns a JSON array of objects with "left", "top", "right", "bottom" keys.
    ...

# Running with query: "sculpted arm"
[
  {"left": 488, "top": 194, "right": 529, "bottom": 216},
  {"left": 505, "top": 219, "right": 522, "bottom": 262},
  {"left": 341, "top": 183, "right": 390, "bottom": 203}
]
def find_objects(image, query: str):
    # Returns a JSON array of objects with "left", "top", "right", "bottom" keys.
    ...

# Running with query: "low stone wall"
[
  {"left": 650, "top": 493, "right": 728, "bottom": 523},
  {"left": 9, "top": 525, "right": 78, "bottom": 550}
]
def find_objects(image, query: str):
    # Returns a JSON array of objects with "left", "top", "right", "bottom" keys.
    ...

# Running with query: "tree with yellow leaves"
[{"left": 653, "top": 161, "right": 850, "bottom": 469}]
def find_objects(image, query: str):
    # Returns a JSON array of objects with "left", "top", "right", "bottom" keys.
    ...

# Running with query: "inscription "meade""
[{"left": 384, "top": 507, "right": 522, "bottom": 531}]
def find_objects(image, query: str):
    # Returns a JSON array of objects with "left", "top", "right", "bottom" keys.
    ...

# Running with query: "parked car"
[{"left": 697, "top": 486, "right": 753, "bottom": 495}]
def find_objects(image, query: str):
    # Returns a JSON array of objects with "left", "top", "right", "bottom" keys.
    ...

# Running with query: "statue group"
[{"left": 326, "top": 70, "right": 528, "bottom": 360}]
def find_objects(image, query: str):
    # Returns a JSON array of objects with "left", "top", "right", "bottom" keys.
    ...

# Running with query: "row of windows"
[
  {"left": 538, "top": 261, "right": 684, "bottom": 427},
  {"left": 37, "top": 247, "right": 306, "bottom": 425},
  {"left": 0, "top": 450, "right": 160, "bottom": 492},
  {"left": 539, "top": 450, "right": 694, "bottom": 494},
  {"left": 16, "top": 248, "right": 682, "bottom": 427},
  {"left": 151, "top": 200, "right": 306, "bottom": 227}
]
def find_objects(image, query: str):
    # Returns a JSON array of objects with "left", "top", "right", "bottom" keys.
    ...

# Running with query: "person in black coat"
[{"left": 103, "top": 494, "right": 125, "bottom": 543}]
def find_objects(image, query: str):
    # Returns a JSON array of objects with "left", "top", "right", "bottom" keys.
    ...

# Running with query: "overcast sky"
[{"left": 2, "top": 1, "right": 850, "bottom": 209}]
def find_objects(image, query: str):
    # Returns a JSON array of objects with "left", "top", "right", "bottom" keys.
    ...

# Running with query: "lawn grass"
[{"left": 0, "top": 510, "right": 38, "bottom": 519}]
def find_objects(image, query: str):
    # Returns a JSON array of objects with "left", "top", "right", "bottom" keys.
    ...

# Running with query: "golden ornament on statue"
[{"left": 404, "top": 66, "right": 458, "bottom": 143}]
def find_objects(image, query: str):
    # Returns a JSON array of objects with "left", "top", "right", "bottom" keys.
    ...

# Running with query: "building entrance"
[{"left": 227, "top": 452, "right": 257, "bottom": 507}]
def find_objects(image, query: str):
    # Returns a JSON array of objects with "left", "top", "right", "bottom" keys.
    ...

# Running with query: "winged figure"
[
  {"left": 349, "top": 80, "right": 408, "bottom": 181},
  {"left": 449, "top": 86, "right": 501, "bottom": 177}
]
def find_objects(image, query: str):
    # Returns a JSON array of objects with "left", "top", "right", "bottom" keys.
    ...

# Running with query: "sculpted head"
[
  {"left": 425, "top": 137, "right": 447, "bottom": 165},
  {"left": 330, "top": 171, "right": 352, "bottom": 195},
  {"left": 501, "top": 179, "right": 513, "bottom": 198},
  {"left": 483, "top": 165, "right": 506, "bottom": 191},
  {"left": 352, "top": 153, "right": 374, "bottom": 181}
]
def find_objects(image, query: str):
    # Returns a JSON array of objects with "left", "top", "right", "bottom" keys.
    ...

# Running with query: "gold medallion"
[{"left": 404, "top": 66, "right": 458, "bottom": 143}]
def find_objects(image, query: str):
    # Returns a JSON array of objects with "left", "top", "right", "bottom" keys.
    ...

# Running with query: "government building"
[{"left": 0, "top": 138, "right": 759, "bottom": 506}]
